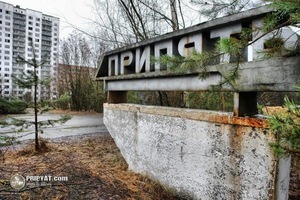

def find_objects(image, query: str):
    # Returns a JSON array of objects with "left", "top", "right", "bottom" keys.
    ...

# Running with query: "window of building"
[
  {"left": 36, "top": 18, "right": 40, "bottom": 21},
  {"left": 36, "top": 22, "right": 40, "bottom": 26},
  {"left": 5, "top": 45, "right": 10, "bottom": 48},
  {"left": 35, "top": 38, "right": 39, "bottom": 42},
  {"left": 5, "top": 21, "right": 10, "bottom": 26},
  {"left": 4, "top": 74, "right": 9, "bottom": 77},
  {"left": 35, "top": 28, "right": 40, "bottom": 32},
  {"left": 4, "top": 91, "right": 9, "bottom": 94},
  {"left": 5, "top": 10, "right": 10, "bottom": 14},
  {"left": 0, "top": 9, "right": 2, "bottom": 12},
  {"left": 5, "top": 39, "right": 10, "bottom": 43},
  {"left": 29, "top": 21, "right": 32, "bottom": 25},
  {"left": 5, "top": 50, "right": 9, "bottom": 54},
  {"left": 28, "top": 27, "right": 33, "bottom": 30},
  {"left": 35, "top": 33, "right": 39, "bottom": 37},
  {"left": 54, "top": 23, "right": 57, "bottom": 26},
  {"left": 5, "top": 16, "right": 10, "bottom": 20},
  {"left": 29, "top": 16, "right": 33, "bottom": 20},
  {"left": 54, "top": 33, "right": 57, "bottom": 36},
  {"left": 4, "top": 62, "right": 9, "bottom": 66},
  {"left": 5, "top": 33, "right": 10, "bottom": 37},
  {"left": 5, "top": 27, "right": 10, "bottom": 31},
  {"left": 35, "top": 44, "right": 39, "bottom": 47},
  {"left": 5, "top": 68, "right": 9, "bottom": 71},
  {"left": 0, "top": 20, "right": 2, "bottom": 24},
  {"left": 4, "top": 56, "right": 10, "bottom": 60},
  {"left": 28, "top": 32, "right": 33, "bottom": 36}
]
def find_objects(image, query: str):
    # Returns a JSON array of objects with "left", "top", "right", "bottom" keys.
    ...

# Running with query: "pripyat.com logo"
[
  {"left": 10, "top": 174, "right": 26, "bottom": 190},
  {"left": 9, "top": 174, "right": 69, "bottom": 190}
]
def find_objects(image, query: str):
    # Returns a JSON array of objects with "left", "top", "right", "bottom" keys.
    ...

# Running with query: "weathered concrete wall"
[{"left": 104, "top": 103, "right": 289, "bottom": 199}]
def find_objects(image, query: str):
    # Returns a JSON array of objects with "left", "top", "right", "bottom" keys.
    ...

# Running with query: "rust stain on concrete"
[{"left": 105, "top": 103, "right": 268, "bottom": 128}]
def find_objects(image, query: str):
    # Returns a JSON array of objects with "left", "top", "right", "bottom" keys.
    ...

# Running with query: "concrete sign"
[
  {"left": 95, "top": 5, "right": 299, "bottom": 93},
  {"left": 95, "top": 6, "right": 274, "bottom": 79},
  {"left": 95, "top": 5, "right": 300, "bottom": 116}
]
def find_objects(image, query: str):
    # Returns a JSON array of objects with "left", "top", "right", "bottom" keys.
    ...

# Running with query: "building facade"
[{"left": 0, "top": 1, "right": 59, "bottom": 100}]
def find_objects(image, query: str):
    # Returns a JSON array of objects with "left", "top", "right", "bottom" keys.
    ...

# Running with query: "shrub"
[
  {"left": 54, "top": 93, "right": 71, "bottom": 110},
  {"left": 0, "top": 97, "right": 27, "bottom": 114}
]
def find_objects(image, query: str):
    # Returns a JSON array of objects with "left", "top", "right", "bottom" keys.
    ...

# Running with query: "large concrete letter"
[
  {"left": 136, "top": 46, "right": 151, "bottom": 73},
  {"left": 154, "top": 40, "right": 173, "bottom": 71},
  {"left": 108, "top": 55, "right": 119, "bottom": 76},
  {"left": 210, "top": 24, "right": 242, "bottom": 63},
  {"left": 252, "top": 18, "right": 299, "bottom": 61},
  {"left": 178, "top": 33, "right": 202, "bottom": 57},
  {"left": 120, "top": 51, "right": 133, "bottom": 75}
]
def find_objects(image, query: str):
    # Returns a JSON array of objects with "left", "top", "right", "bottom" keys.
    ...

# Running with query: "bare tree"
[
  {"left": 170, "top": 0, "right": 179, "bottom": 30},
  {"left": 86, "top": 0, "right": 192, "bottom": 107},
  {"left": 58, "top": 32, "right": 105, "bottom": 112},
  {"left": 87, "top": 0, "right": 200, "bottom": 49},
  {"left": 190, "top": 0, "right": 264, "bottom": 19}
]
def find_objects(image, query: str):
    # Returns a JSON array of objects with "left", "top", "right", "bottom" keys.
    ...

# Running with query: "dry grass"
[
  {"left": 262, "top": 106, "right": 287, "bottom": 115},
  {"left": 0, "top": 135, "right": 183, "bottom": 200}
]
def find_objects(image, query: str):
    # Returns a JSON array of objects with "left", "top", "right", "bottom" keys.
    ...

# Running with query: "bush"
[
  {"left": 127, "top": 91, "right": 139, "bottom": 104},
  {"left": 269, "top": 96, "right": 300, "bottom": 156},
  {"left": 186, "top": 91, "right": 234, "bottom": 111},
  {"left": 0, "top": 97, "right": 28, "bottom": 114},
  {"left": 54, "top": 93, "right": 71, "bottom": 110},
  {"left": 40, "top": 99, "right": 54, "bottom": 108}
]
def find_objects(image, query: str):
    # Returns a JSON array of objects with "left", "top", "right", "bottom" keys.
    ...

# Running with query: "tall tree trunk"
[
  {"left": 34, "top": 68, "right": 39, "bottom": 151},
  {"left": 170, "top": 0, "right": 179, "bottom": 30}
]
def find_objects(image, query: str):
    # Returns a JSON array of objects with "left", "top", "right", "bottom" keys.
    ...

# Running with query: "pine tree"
[
  {"left": 269, "top": 96, "right": 300, "bottom": 156},
  {"left": 12, "top": 39, "right": 71, "bottom": 151}
]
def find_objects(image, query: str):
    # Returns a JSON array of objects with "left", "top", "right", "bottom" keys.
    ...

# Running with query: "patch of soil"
[{"left": 0, "top": 135, "right": 183, "bottom": 200}]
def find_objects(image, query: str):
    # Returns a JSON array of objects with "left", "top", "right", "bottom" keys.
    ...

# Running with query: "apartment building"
[{"left": 0, "top": 1, "right": 59, "bottom": 100}]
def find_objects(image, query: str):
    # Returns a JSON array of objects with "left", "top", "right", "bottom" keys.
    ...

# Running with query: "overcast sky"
[{"left": 6, "top": 0, "right": 93, "bottom": 39}]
